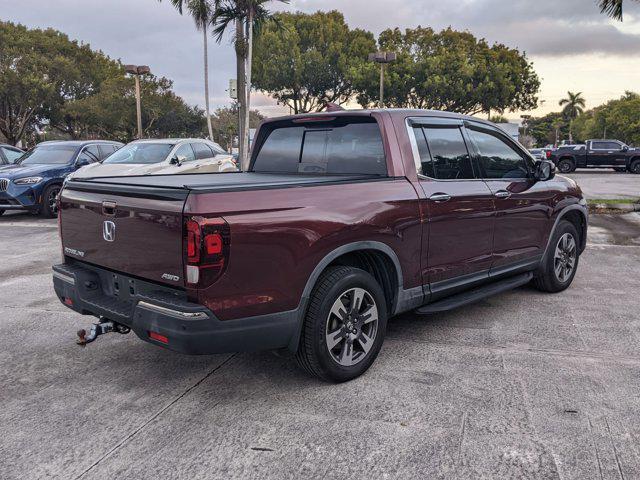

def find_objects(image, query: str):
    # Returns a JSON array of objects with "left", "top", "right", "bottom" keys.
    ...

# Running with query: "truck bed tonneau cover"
[{"left": 69, "top": 172, "right": 384, "bottom": 193}]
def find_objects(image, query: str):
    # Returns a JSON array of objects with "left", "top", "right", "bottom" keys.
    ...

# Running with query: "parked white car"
[{"left": 70, "top": 139, "right": 237, "bottom": 180}]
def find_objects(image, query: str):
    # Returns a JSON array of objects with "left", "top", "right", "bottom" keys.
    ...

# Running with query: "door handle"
[
  {"left": 494, "top": 190, "right": 511, "bottom": 199},
  {"left": 429, "top": 193, "right": 451, "bottom": 202}
]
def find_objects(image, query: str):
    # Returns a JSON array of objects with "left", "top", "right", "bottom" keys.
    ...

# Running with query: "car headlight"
[{"left": 13, "top": 176, "right": 43, "bottom": 185}]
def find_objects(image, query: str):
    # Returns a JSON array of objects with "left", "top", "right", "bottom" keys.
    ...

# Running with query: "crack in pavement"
[{"left": 73, "top": 353, "right": 236, "bottom": 480}]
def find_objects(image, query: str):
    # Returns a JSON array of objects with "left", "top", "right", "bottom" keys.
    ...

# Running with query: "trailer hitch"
[{"left": 76, "top": 319, "right": 130, "bottom": 346}]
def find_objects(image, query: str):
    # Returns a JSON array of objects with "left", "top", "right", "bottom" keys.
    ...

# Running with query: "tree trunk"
[
  {"left": 241, "top": 9, "right": 254, "bottom": 172},
  {"left": 235, "top": 18, "right": 246, "bottom": 170},
  {"left": 568, "top": 118, "right": 573, "bottom": 143},
  {"left": 203, "top": 26, "right": 214, "bottom": 140}
]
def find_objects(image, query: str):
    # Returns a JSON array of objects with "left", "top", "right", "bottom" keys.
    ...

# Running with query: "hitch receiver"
[{"left": 77, "top": 319, "right": 130, "bottom": 346}]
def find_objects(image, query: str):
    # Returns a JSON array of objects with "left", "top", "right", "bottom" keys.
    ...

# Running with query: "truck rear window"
[{"left": 252, "top": 119, "right": 387, "bottom": 175}]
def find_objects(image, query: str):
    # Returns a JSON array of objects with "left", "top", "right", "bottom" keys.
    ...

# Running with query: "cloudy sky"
[{"left": 2, "top": 0, "right": 640, "bottom": 119}]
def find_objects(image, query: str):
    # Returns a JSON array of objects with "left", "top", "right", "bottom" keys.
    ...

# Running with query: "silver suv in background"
[{"left": 69, "top": 139, "right": 238, "bottom": 180}]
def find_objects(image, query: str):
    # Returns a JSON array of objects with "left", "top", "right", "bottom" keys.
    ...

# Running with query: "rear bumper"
[{"left": 52, "top": 261, "right": 298, "bottom": 355}]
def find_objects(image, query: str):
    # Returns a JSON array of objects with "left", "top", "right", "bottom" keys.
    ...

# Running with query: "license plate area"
[{"left": 108, "top": 273, "right": 138, "bottom": 302}]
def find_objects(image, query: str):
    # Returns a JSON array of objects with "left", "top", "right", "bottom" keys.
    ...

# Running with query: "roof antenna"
[{"left": 325, "top": 102, "right": 345, "bottom": 112}]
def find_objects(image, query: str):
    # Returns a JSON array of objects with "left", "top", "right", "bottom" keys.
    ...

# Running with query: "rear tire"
[
  {"left": 533, "top": 220, "right": 580, "bottom": 293},
  {"left": 630, "top": 159, "right": 640, "bottom": 174},
  {"left": 40, "top": 184, "right": 61, "bottom": 218},
  {"left": 557, "top": 158, "right": 575, "bottom": 174},
  {"left": 295, "top": 266, "right": 388, "bottom": 382}
]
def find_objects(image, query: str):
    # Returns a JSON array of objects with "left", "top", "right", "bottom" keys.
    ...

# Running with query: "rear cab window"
[{"left": 252, "top": 117, "right": 387, "bottom": 176}]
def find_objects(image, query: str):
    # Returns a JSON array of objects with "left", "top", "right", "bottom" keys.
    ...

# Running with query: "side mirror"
[
  {"left": 622, "top": 145, "right": 629, "bottom": 152},
  {"left": 534, "top": 159, "right": 555, "bottom": 181},
  {"left": 75, "top": 158, "right": 90, "bottom": 168},
  {"left": 170, "top": 155, "right": 187, "bottom": 166}
]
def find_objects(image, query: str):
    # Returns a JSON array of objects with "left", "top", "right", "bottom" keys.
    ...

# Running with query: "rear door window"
[
  {"left": 422, "top": 127, "right": 474, "bottom": 180},
  {"left": 252, "top": 119, "right": 386, "bottom": 175},
  {"left": 77, "top": 145, "right": 101, "bottom": 163},
  {"left": 175, "top": 144, "right": 196, "bottom": 162},
  {"left": 192, "top": 143, "right": 215, "bottom": 160},
  {"left": 98, "top": 145, "right": 116, "bottom": 160}
]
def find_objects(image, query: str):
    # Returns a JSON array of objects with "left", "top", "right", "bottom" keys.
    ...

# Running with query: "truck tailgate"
[{"left": 59, "top": 180, "right": 188, "bottom": 287}]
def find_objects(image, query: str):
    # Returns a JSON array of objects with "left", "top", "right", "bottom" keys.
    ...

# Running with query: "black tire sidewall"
[
  {"left": 41, "top": 184, "right": 61, "bottom": 218},
  {"left": 558, "top": 159, "right": 574, "bottom": 174},
  {"left": 543, "top": 221, "right": 580, "bottom": 291},
  {"left": 308, "top": 269, "right": 388, "bottom": 382},
  {"left": 630, "top": 160, "right": 640, "bottom": 174}
]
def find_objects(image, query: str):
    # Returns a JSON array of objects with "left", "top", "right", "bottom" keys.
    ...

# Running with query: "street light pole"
[
  {"left": 125, "top": 64, "right": 151, "bottom": 139},
  {"left": 368, "top": 51, "right": 396, "bottom": 108}
]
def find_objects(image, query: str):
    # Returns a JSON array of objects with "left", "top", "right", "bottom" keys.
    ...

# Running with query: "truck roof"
[{"left": 261, "top": 109, "right": 497, "bottom": 129}]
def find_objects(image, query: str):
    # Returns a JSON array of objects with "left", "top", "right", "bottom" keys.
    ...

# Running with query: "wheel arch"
[
  {"left": 542, "top": 204, "right": 588, "bottom": 262},
  {"left": 287, "top": 242, "right": 406, "bottom": 351}
]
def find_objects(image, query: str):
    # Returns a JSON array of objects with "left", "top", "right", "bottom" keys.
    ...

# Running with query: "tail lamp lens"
[
  {"left": 546, "top": 150, "right": 552, "bottom": 159},
  {"left": 184, "top": 216, "right": 229, "bottom": 287}
]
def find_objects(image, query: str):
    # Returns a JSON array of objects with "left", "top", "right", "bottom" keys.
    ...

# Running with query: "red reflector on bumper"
[
  {"left": 148, "top": 331, "right": 169, "bottom": 344},
  {"left": 64, "top": 297, "right": 73, "bottom": 306}
]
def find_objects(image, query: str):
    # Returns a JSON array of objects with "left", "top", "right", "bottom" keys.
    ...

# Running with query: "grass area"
[{"left": 588, "top": 198, "right": 640, "bottom": 205}]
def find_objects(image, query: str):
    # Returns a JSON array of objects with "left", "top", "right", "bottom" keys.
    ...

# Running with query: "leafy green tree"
[
  {"left": 526, "top": 112, "right": 569, "bottom": 146},
  {"left": 160, "top": 0, "right": 216, "bottom": 139},
  {"left": 353, "top": 27, "right": 539, "bottom": 116},
  {"left": 559, "top": 91, "right": 585, "bottom": 143},
  {"left": 572, "top": 92, "right": 640, "bottom": 146},
  {"left": 252, "top": 11, "right": 376, "bottom": 113},
  {"left": 0, "top": 21, "right": 119, "bottom": 145},
  {"left": 62, "top": 75, "right": 206, "bottom": 142},
  {"left": 490, "top": 115, "right": 509, "bottom": 123},
  {"left": 210, "top": 105, "right": 264, "bottom": 151},
  {"left": 212, "top": 0, "right": 288, "bottom": 169}
]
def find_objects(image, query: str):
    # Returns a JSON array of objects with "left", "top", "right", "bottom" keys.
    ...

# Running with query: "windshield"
[
  {"left": 20, "top": 145, "right": 78, "bottom": 165},
  {"left": 103, "top": 143, "right": 174, "bottom": 165}
]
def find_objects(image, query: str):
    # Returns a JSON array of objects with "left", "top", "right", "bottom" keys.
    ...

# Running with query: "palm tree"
[
  {"left": 212, "top": 0, "right": 287, "bottom": 170},
  {"left": 559, "top": 92, "right": 585, "bottom": 143},
  {"left": 161, "top": 0, "right": 215, "bottom": 140},
  {"left": 598, "top": 0, "right": 639, "bottom": 20}
]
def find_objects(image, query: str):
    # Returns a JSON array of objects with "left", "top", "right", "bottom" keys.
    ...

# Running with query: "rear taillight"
[
  {"left": 546, "top": 150, "right": 552, "bottom": 159},
  {"left": 184, "top": 216, "right": 230, "bottom": 287}
]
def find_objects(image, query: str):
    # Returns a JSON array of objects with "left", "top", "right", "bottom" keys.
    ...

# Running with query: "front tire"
[
  {"left": 41, "top": 184, "right": 61, "bottom": 218},
  {"left": 534, "top": 220, "right": 580, "bottom": 293},
  {"left": 629, "top": 159, "right": 640, "bottom": 174},
  {"left": 557, "top": 158, "right": 576, "bottom": 174},
  {"left": 295, "top": 266, "right": 388, "bottom": 382}
]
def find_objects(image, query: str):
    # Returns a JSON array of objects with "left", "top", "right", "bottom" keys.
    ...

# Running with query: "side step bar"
[{"left": 415, "top": 272, "right": 533, "bottom": 315}]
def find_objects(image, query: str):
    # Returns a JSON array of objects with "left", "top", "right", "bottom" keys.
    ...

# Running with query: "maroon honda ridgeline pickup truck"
[{"left": 53, "top": 110, "right": 588, "bottom": 382}]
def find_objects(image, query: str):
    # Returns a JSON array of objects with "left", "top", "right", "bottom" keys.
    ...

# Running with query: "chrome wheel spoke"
[
  {"left": 339, "top": 341, "right": 354, "bottom": 366},
  {"left": 350, "top": 288, "right": 365, "bottom": 313},
  {"left": 326, "top": 328, "right": 344, "bottom": 350},
  {"left": 329, "top": 300, "right": 347, "bottom": 321},
  {"left": 358, "top": 332, "right": 373, "bottom": 355},
  {"left": 360, "top": 305, "right": 378, "bottom": 325}
]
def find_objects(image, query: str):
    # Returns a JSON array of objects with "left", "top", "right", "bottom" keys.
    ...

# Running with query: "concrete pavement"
[{"left": 0, "top": 212, "right": 639, "bottom": 479}]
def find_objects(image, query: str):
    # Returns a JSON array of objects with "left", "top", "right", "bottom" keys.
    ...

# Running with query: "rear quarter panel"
[{"left": 186, "top": 179, "right": 422, "bottom": 321}]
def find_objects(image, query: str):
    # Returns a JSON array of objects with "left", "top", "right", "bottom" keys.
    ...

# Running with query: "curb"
[{"left": 589, "top": 203, "right": 640, "bottom": 214}]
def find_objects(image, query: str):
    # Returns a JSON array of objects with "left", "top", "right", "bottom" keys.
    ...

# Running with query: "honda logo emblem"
[{"left": 103, "top": 221, "right": 116, "bottom": 242}]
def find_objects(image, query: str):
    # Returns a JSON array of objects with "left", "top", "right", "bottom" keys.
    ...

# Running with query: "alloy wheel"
[
  {"left": 554, "top": 233, "right": 577, "bottom": 283},
  {"left": 48, "top": 187, "right": 61, "bottom": 215},
  {"left": 325, "top": 287, "right": 379, "bottom": 367}
]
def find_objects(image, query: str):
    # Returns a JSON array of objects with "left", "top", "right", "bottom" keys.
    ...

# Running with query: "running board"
[{"left": 415, "top": 272, "right": 533, "bottom": 315}]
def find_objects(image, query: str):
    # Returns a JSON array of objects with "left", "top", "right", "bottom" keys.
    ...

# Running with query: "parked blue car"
[{"left": 0, "top": 140, "right": 122, "bottom": 218}]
